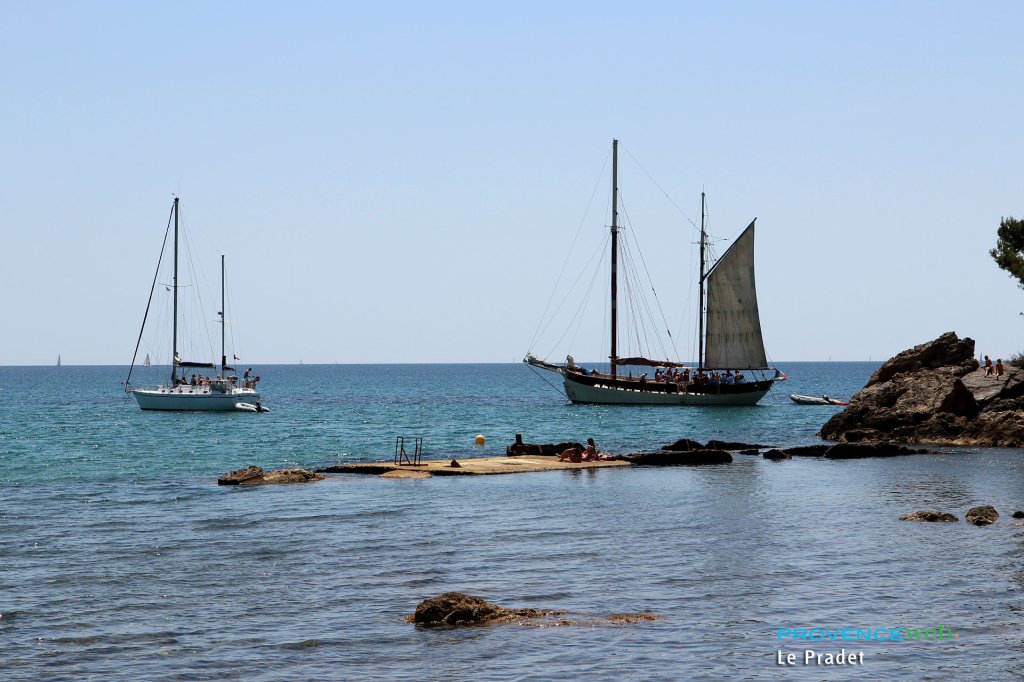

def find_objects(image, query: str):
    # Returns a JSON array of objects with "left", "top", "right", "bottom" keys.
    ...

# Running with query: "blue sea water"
[{"left": 1, "top": 363, "right": 1022, "bottom": 680}]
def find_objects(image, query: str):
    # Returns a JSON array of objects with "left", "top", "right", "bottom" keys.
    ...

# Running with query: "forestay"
[{"left": 703, "top": 220, "right": 769, "bottom": 369}]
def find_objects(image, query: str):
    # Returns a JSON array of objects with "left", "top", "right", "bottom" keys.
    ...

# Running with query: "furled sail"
[{"left": 704, "top": 220, "right": 768, "bottom": 369}]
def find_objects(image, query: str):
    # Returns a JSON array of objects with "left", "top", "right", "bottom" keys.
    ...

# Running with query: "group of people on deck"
[
  {"left": 171, "top": 367, "right": 260, "bottom": 389},
  {"left": 641, "top": 367, "right": 745, "bottom": 385}
]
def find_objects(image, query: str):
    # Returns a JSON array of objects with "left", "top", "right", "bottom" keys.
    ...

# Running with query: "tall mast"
[
  {"left": 171, "top": 196, "right": 179, "bottom": 384},
  {"left": 610, "top": 139, "right": 619, "bottom": 377},
  {"left": 697, "top": 192, "right": 706, "bottom": 370},
  {"left": 220, "top": 254, "right": 227, "bottom": 373}
]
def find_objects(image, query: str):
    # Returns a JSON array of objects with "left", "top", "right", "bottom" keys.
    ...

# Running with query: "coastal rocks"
[
  {"left": 623, "top": 450, "right": 732, "bottom": 465},
  {"left": 763, "top": 449, "right": 789, "bottom": 460},
  {"left": 965, "top": 505, "right": 999, "bottom": 526},
  {"left": 784, "top": 445, "right": 831, "bottom": 457},
  {"left": 900, "top": 511, "right": 959, "bottom": 523},
  {"left": 1013, "top": 511, "right": 1024, "bottom": 519},
  {"left": 506, "top": 440, "right": 583, "bottom": 457},
  {"left": 661, "top": 439, "right": 767, "bottom": 452},
  {"left": 410, "top": 592, "right": 561, "bottom": 627},
  {"left": 218, "top": 466, "right": 325, "bottom": 486},
  {"left": 819, "top": 332, "right": 1024, "bottom": 447},
  {"left": 218, "top": 465, "right": 265, "bottom": 485},
  {"left": 822, "top": 443, "right": 931, "bottom": 459}
]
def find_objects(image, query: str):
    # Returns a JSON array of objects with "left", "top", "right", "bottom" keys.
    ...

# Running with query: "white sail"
[
  {"left": 144, "top": 354, "right": 151, "bottom": 367},
  {"left": 704, "top": 220, "right": 768, "bottom": 369}
]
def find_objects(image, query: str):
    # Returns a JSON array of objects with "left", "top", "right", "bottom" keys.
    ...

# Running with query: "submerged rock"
[
  {"left": 966, "top": 505, "right": 999, "bottom": 526},
  {"left": 783, "top": 445, "right": 830, "bottom": 457},
  {"left": 822, "top": 443, "right": 930, "bottom": 459},
  {"left": 623, "top": 450, "right": 732, "bottom": 465},
  {"left": 900, "top": 511, "right": 959, "bottom": 523},
  {"left": 410, "top": 592, "right": 561, "bottom": 627}
]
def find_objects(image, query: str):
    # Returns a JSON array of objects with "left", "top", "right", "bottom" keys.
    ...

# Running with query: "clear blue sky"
[{"left": 2, "top": 1, "right": 1022, "bottom": 365}]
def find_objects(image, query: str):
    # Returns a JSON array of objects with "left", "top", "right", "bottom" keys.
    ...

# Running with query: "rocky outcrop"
[
  {"left": 218, "top": 466, "right": 325, "bottom": 486},
  {"left": 763, "top": 449, "right": 789, "bottom": 460},
  {"left": 965, "top": 505, "right": 999, "bottom": 526},
  {"left": 1013, "top": 511, "right": 1024, "bottom": 519},
  {"left": 820, "top": 332, "right": 1024, "bottom": 446},
  {"left": 661, "top": 439, "right": 768, "bottom": 452},
  {"left": 623, "top": 450, "right": 732, "bottom": 465},
  {"left": 506, "top": 440, "right": 583, "bottom": 457},
  {"left": 900, "top": 511, "right": 959, "bottom": 522},
  {"left": 410, "top": 592, "right": 561, "bottom": 626}
]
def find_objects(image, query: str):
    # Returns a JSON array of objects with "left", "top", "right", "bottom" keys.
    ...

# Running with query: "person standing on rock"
[
  {"left": 996, "top": 358, "right": 1005, "bottom": 377},
  {"left": 984, "top": 355, "right": 994, "bottom": 376}
]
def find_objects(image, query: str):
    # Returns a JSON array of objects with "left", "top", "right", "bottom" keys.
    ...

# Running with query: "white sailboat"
[
  {"left": 525, "top": 139, "right": 785, "bottom": 406},
  {"left": 125, "top": 197, "right": 261, "bottom": 411},
  {"left": 57, "top": 355, "right": 61, "bottom": 367}
]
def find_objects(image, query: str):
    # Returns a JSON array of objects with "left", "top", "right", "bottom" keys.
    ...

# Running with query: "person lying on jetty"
[{"left": 559, "top": 445, "right": 584, "bottom": 463}]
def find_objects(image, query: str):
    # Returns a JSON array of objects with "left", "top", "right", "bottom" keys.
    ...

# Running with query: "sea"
[{"left": 1, "top": 362, "right": 1022, "bottom": 680}]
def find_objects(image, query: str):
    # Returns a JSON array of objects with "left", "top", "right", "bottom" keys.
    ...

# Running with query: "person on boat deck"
[
  {"left": 559, "top": 444, "right": 584, "bottom": 463},
  {"left": 639, "top": 372, "right": 648, "bottom": 383},
  {"left": 722, "top": 371, "right": 734, "bottom": 385},
  {"left": 735, "top": 372, "right": 745, "bottom": 383},
  {"left": 190, "top": 374, "right": 197, "bottom": 386},
  {"left": 682, "top": 368, "right": 690, "bottom": 383}
]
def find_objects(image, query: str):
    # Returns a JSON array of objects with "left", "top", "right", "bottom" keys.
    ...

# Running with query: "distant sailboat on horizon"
[
  {"left": 144, "top": 353, "right": 151, "bottom": 367},
  {"left": 57, "top": 354, "right": 61, "bottom": 367}
]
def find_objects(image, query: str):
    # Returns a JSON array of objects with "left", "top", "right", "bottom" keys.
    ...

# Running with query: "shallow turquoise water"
[{"left": 1, "top": 363, "right": 1022, "bottom": 680}]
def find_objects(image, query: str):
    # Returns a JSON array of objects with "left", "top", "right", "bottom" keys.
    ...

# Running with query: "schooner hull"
[
  {"left": 130, "top": 387, "right": 260, "bottom": 411},
  {"left": 562, "top": 373, "right": 772, "bottom": 406}
]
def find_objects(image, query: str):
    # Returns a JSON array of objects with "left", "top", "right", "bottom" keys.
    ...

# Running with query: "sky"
[{"left": 2, "top": 1, "right": 1022, "bottom": 365}]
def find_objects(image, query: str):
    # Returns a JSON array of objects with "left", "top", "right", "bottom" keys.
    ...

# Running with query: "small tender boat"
[
  {"left": 235, "top": 402, "right": 270, "bottom": 413},
  {"left": 790, "top": 394, "right": 848, "bottom": 406}
]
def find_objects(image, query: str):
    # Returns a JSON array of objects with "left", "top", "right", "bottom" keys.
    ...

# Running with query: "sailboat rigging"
[
  {"left": 125, "top": 197, "right": 261, "bottom": 411},
  {"left": 525, "top": 139, "right": 784, "bottom": 405}
]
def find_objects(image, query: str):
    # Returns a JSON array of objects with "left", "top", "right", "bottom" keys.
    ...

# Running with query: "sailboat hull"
[
  {"left": 130, "top": 386, "right": 260, "bottom": 411},
  {"left": 562, "top": 371, "right": 773, "bottom": 406}
]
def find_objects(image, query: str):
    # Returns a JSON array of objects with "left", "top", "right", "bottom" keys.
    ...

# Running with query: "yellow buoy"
[{"left": 474, "top": 434, "right": 486, "bottom": 446}]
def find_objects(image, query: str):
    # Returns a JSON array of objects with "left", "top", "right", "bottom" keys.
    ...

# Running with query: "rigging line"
[
  {"left": 537, "top": 232, "right": 609, "bottom": 358},
  {"left": 619, "top": 242, "right": 649, "bottom": 358},
  {"left": 528, "top": 147, "right": 612, "bottom": 352},
  {"left": 547, "top": 238, "right": 607, "bottom": 360},
  {"left": 527, "top": 363, "right": 569, "bottom": 398},
  {"left": 564, "top": 251, "right": 605, "bottom": 359},
  {"left": 126, "top": 203, "right": 175, "bottom": 390},
  {"left": 620, "top": 143, "right": 697, "bottom": 230},
  {"left": 618, "top": 197, "right": 677, "bottom": 362},
  {"left": 181, "top": 217, "right": 216, "bottom": 363}
]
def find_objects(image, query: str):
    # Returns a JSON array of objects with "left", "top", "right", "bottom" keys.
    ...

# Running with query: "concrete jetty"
[{"left": 319, "top": 455, "right": 632, "bottom": 477}]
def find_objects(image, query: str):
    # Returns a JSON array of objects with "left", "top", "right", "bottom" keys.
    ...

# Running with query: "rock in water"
[
  {"left": 623, "top": 450, "right": 732, "bottom": 465},
  {"left": 218, "top": 465, "right": 264, "bottom": 485},
  {"left": 1012, "top": 511, "right": 1024, "bottom": 519},
  {"left": 763, "top": 449, "right": 790, "bottom": 460},
  {"left": 219, "top": 466, "right": 324, "bottom": 486},
  {"left": 259, "top": 468, "right": 325, "bottom": 485},
  {"left": 412, "top": 593, "right": 503, "bottom": 625},
  {"left": 965, "top": 505, "right": 999, "bottom": 526},
  {"left": 410, "top": 592, "right": 561, "bottom": 626},
  {"left": 819, "top": 332, "right": 1024, "bottom": 447},
  {"left": 900, "top": 511, "right": 959, "bottom": 522}
]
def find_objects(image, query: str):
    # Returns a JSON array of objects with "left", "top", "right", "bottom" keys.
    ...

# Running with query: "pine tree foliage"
[{"left": 990, "top": 216, "right": 1024, "bottom": 289}]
